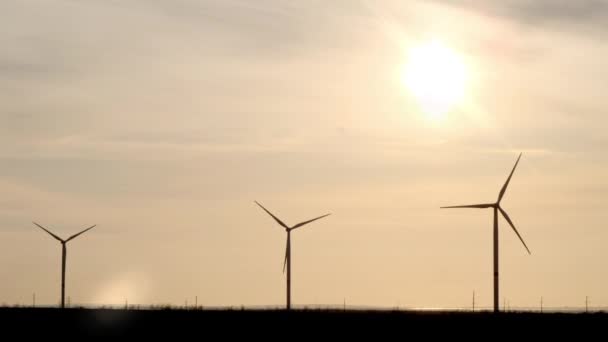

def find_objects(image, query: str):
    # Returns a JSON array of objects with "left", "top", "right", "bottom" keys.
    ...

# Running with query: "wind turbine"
[
  {"left": 33, "top": 222, "right": 97, "bottom": 309},
  {"left": 255, "top": 201, "right": 330, "bottom": 310},
  {"left": 441, "top": 153, "right": 531, "bottom": 313}
]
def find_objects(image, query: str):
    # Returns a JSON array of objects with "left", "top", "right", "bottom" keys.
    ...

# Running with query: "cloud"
[{"left": 432, "top": 0, "right": 608, "bottom": 35}]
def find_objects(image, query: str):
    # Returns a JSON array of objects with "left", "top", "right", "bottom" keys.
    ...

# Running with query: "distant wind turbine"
[
  {"left": 441, "top": 153, "right": 531, "bottom": 313},
  {"left": 255, "top": 201, "right": 330, "bottom": 310},
  {"left": 33, "top": 222, "right": 97, "bottom": 309}
]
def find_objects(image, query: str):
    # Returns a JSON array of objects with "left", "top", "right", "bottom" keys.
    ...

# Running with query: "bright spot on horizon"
[
  {"left": 92, "top": 273, "right": 151, "bottom": 306},
  {"left": 402, "top": 40, "right": 468, "bottom": 120}
]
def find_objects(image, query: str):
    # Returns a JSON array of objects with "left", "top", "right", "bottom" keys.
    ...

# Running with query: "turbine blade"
[
  {"left": 499, "top": 207, "right": 531, "bottom": 254},
  {"left": 291, "top": 213, "right": 331, "bottom": 230},
  {"left": 33, "top": 222, "right": 63, "bottom": 242},
  {"left": 65, "top": 224, "right": 97, "bottom": 242},
  {"left": 498, "top": 153, "right": 522, "bottom": 203},
  {"left": 255, "top": 201, "right": 289, "bottom": 229},
  {"left": 440, "top": 204, "right": 494, "bottom": 209},
  {"left": 283, "top": 238, "right": 288, "bottom": 273}
]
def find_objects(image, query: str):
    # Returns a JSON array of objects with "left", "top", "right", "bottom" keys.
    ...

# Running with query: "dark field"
[{"left": 1, "top": 307, "right": 606, "bottom": 338}]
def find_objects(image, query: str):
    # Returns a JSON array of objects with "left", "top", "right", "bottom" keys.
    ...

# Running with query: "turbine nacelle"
[
  {"left": 254, "top": 201, "right": 331, "bottom": 232},
  {"left": 440, "top": 152, "right": 530, "bottom": 255},
  {"left": 33, "top": 222, "right": 97, "bottom": 244},
  {"left": 255, "top": 201, "right": 331, "bottom": 272}
]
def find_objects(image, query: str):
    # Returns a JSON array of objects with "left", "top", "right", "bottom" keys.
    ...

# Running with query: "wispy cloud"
[{"left": 433, "top": 0, "right": 608, "bottom": 35}]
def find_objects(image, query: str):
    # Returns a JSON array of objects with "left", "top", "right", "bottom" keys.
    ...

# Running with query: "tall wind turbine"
[
  {"left": 255, "top": 201, "right": 330, "bottom": 310},
  {"left": 33, "top": 222, "right": 97, "bottom": 309},
  {"left": 441, "top": 153, "right": 531, "bottom": 313}
]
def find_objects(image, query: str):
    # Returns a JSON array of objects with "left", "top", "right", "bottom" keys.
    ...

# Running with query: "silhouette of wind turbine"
[
  {"left": 33, "top": 222, "right": 97, "bottom": 309},
  {"left": 255, "top": 201, "right": 330, "bottom": 310},
  {"left": 441, "top": 153, "right": 531, "bottom": 313}
]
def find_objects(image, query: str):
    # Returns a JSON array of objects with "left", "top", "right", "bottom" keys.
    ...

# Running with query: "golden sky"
[{"left": 1, "top": 0, "right": 607, "bottom": 309}]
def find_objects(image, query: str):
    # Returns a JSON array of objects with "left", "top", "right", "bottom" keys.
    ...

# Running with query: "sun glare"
[{"left": 403, "top": 40, "right": 468, "bottom": 120}]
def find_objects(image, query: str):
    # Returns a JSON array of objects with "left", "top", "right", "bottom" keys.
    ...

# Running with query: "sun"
[{"left": 402, "top": 40, "right": 468, "bottom": 120}]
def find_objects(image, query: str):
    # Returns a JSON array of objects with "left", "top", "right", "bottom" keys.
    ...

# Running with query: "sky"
[{"left": 1, "top": 0, "right": 608, "bottom": 309}]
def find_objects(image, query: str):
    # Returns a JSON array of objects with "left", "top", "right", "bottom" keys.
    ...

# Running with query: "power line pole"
[
  {"left": 33, "top": 293, "right": 36, "bottom": 308},
  {"left": 540, "top": 296, "right": 543, "bottom": 313},
  {"left": 585, "top": 296, "right": 588, "bottom": 313},
  {"left": 472, "top": 291, "right": 475, "bottom": 312}
]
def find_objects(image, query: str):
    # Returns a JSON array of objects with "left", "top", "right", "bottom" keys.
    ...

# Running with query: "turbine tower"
[
  {"left": 255, "top": 201, "right": 330, "bottom": 310},
  {"left": 33, "top": 222, "right": 97, "bottom": 309},
  {"left": 441, "top": 153, "right": 531, "bottom": 313}
]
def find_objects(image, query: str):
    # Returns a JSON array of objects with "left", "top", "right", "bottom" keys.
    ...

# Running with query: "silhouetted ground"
[{"left": 1, "top": 308, "right": 606, "bottom": 338}]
